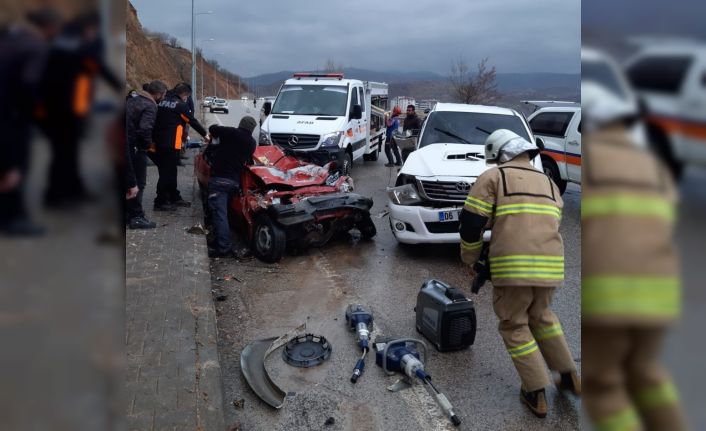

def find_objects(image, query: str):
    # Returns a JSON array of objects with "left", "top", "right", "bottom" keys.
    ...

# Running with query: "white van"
[{"left": 259, "top": 73, "right": 387, "bottom": 174}]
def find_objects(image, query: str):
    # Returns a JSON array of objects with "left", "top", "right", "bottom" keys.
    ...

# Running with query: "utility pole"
[{"left": 191, "top": 0, "right": 195, "bottom": 106}]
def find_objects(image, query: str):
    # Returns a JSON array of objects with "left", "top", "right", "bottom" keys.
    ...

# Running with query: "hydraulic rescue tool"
[
  {"left": 374, "top": 338, "right": 461, "bottom": 427},
  {"left": 471, "top": 242, "right": 490, "bottom": 294},
  {"left": 345, "top": 304, "right": 374, "bottom": 383}
]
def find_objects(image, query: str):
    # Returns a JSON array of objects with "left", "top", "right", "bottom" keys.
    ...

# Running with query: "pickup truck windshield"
[
  {"left": 582, "top": 60, "right": 627, "bottom": 99},
  {"left": 419, "top": 111, "right": 531, "bottom": 148},
  {"left": 272, "top": 85, "right": 348, "bottom": 116}
]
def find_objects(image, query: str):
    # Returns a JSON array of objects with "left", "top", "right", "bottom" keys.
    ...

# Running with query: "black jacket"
[
  {"left": 208, "top": 126, "right": 256, "bottom": 182},
  {"left": 126, "top": 91, "right": 157, "bottom": 151},
  {"left": 403, "top": 113, "right": 422, "bottom": 132},
  {"left": 153, "top": 94, "right": 207, "bottom": 152}
]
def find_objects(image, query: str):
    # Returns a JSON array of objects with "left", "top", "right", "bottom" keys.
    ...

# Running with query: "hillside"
[{"left": 126, "top": 2, "right": 246, "bottom": 99}]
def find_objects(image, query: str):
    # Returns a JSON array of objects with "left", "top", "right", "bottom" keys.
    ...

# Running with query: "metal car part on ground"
[
  {"left": 240, "top": 337, "right": 288, "bottom": 409},
  {"left": 195, "top": 145, "right": 377, "bottom": 262},
  {"left": 281, "top": 334, "right": 332, "bottom": 368}
]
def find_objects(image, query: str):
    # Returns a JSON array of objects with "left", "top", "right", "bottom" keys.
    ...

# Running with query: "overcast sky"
[{"left": 131, "top": 0, "right": 580, "bottom": 78}]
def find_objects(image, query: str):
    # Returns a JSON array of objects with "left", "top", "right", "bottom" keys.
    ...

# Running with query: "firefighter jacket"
[
  {"left": 152, "top": 94, "right": 207, "bottom": 152},
  {"left": 582, "top": 128, "right": 679, "bottom": 325},
  {"left": 459, "top": 153, "right": 564, "bottom": 287}
]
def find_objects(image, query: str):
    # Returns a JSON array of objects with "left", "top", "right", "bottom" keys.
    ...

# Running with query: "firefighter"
[
  {"left": 581, "top": 82, "right": 688, "bottom": 431},
  {"left": 150, "top": 83, "right": 208, "bottom": 210},
  {"left": 459, "top": 129, "right": 580, "bottom": 417}
]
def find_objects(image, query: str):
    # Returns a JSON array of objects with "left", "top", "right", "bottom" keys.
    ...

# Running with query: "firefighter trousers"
[
  {"left": 492, "top": 285, "right": 576, "bottom": 391},
  {"left": 583, "top": 326, "right": 687, "bottom": 431}
]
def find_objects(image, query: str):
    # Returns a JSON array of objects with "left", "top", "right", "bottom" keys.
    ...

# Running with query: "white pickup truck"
[
  {"left": 624, "top": 41, "right": 706, "bottom": 178},
  {"left": 525, "top": 101, "right": 581, "bottom": 194},
  {"left": 387, "top": 102, "right": 543, "bottom": 244},
  {"left": 259, "top": 73, "right": 387, "bottom": 174}
]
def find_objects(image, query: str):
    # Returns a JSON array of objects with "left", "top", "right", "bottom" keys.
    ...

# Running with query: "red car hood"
[{"left": 249, "top": 146, "right": 333, "bottom": 188}]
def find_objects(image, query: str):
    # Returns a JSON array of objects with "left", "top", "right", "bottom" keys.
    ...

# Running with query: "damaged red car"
[{"left": 194, "top": 144, "right": 376, "bottom": 263}]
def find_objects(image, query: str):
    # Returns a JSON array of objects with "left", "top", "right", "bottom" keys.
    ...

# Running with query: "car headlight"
[
  {"left": 320, "top": 131, "right": 344, "bottom": 148},
  {"left": 387, "top": 183, "right": 422, "bottom": 206},
  {"left": 259, "top": 130, "right": 271, "bottom": 145}
]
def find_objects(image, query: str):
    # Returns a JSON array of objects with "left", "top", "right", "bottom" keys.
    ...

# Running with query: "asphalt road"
[{"left": 203, "top": 101, "right": 581, "bottom": 431}]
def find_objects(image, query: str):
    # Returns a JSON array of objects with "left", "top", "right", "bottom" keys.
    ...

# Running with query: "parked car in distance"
[
  {"left": 526, "top": 101, "right": 581, "bottom": 194},
  {"left": 202, "top": 96, "right": 215, "bottom": 107},
  {"left": 210, "top": 98, "right": 229, "bottom": 114}
]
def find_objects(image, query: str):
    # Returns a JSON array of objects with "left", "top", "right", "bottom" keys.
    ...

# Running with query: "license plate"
[{"left": 438, "top": 210, "right": 458, "bottom": 222}]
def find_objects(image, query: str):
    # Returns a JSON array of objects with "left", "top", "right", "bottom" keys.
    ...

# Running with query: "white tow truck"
[{"left": 259, "top": 73, "right": 388, "bottom": 174}]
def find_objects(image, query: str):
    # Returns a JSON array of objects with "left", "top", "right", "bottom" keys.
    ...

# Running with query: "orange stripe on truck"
[
  {"left": 542, "top": 149, "right": 581, "bottom": 166},
  {"left": 649, "top": 115, "right": 706, "bottom": 140}
]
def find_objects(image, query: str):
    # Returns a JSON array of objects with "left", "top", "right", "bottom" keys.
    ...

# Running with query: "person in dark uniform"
[
  {"left": 38, "top": 11, "right": 121, "bottom": 208},
  {"left": 0, "top": 8, "right": 61, "bottom": 235},
  {"left": 150, "top": 83, "right": 208, "bottom": 211},
  {"left": 125, "top": 80, "right": 167, "bottom": 228},
  {"left": 205, "top": 117, "right": 257, "bottom": 258}
]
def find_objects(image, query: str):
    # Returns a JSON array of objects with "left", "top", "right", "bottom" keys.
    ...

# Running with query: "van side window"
[
  {"left": 627, "top": 55, "right": 693, "bottom": 94},
  {"left": 349, "top": 88, "right": 359, "bottom": 115},
  {"left": 529, "top": 112, "right": 574, "bottom": 137}
]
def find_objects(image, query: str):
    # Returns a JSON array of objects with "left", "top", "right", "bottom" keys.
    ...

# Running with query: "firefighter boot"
[
  {"left": 556, "top": 371, "right": 581, "bottom": 396},
  {"left": 521, "top": 388, "right": 548, "bottom": 418}
]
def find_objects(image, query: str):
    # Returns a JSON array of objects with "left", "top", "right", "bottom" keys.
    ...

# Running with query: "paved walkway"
[{"left": 126, "top": 155, "right": 225, "bottom": 431}]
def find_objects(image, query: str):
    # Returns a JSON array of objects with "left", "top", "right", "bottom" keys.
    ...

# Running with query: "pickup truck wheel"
[
  {"left": 542, "top": 156, "right": 567, "bottom": 195},
  {"left": 341, "top": 151, "right": 353, "bottom": 175},
  {"left": 357, "top": 216, "right": 377, "bottom": 240},
  {"left": 209, "top": 108, "right": 213, "bottom": 113},
  {"left": 252, "top": 215, "right": 286, "bottom": 263}
]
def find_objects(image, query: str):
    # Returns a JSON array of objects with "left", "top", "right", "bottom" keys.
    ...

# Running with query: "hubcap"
[{"left": 256, "top": 225, "right": 273, "bottom": 251}]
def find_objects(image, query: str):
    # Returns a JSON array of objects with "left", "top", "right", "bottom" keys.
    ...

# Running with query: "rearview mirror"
[
  {"left": 351, "top": 104, "right": 362, "bottom": 120},
  {"left": 535, "top": 137, "right": 545, "bottom": 150},
  {"left": 263, "top": 101, "right": 272, "bottom": 116}
]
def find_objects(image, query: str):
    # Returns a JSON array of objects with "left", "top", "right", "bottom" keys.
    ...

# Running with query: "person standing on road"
[
  {"left": 459, "top": 129, "right": 580, "bottom": 418},
  {"left": 150, "top": 83, "right": 208, "bottom": 211},
  {"left": 402, "top": 104, "right": 422, "bottom": 133},
  {"left": 581, "top": 82, "right": 687, "bottom": 431},
  {"left": 125, "top": 80, "right": 167, "bottom": 229},
  {"left": 384, "top": 106, "right": 402, "bottom": 167},
  {"left": 205, "top": 117, "right": 257, "bottom": 258}
]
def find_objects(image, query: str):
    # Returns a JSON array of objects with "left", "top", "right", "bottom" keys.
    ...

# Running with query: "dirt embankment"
[{"left": 126, "top": 2, "right": 245, "bottom": 99}]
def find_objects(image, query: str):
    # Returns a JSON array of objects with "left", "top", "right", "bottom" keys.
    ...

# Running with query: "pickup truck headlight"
[
  {"left": 320, "top": 131, "right": 344, "bottom": 148},
  {"left": 387, "top": 183, "right": 422, "bottom": 206},
  {"left": 259, "top": 130, "right": 271, "bottom": 145}
]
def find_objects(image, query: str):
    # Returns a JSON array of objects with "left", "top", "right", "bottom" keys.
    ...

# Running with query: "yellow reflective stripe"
[
  {"left": 490, "top": 261, "right": 564, "bottom": 269},
  {"left": 495, "top": 208, "right": 561, "bottom": 218},
  {"left": 492, "top": 267, "right": 564, "bottom": 274},
  {"left": 490, "top": 255, "right": 564, "bottom": 262},
  {"left": 532, "top": 323, "right": 563, "bottom": 341},
  {"left": 460, "top": 240, "right": 482, "bottom": 251},
  {"left": 582, "top": 195, "right": 675, "bottom": 221},
  {"left": 596, "top": 407, "right": 640, "bottom": 431},
  {"left": 493, "top": 273, "right": 565, "bottom": 280},
  {"left": 507, "top": 340, "right": 539, "bottom": 358},
  {"left": 635, "top": 382, "right": 679, "bottom": 410},
  {"left": 583, "top": 276, "right": 681, "bottom": 317},
  {"left": 496, "top": 203, "right": 561, "bottom": 213},
  {"left": 465, "top": 196, "right": 493, "bottom": 211}
]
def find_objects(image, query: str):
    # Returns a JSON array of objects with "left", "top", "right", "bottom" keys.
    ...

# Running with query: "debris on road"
[
  {"left": 232, "top": 399, "right": 245, "bottom": 409},
  {"left": 186, "top": 223, "right": 208, "bottom": 235}
]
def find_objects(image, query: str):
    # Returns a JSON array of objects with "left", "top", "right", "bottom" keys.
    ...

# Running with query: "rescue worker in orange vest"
[
  {"left": 38, "top": 11, "right": 121, "bottom": 207},
  {"left": 581, "top": 82, "right": 687, "bottom": 431},
  {"left": 459, "top": 129, "right": 580, "bottom": 417},
  {"left": 150, "top": 83, "right": 208, "bottom": 210}
]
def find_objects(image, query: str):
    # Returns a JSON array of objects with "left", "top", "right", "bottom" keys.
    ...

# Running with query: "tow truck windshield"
[
  {"left": 419, "top": 111, "right": 531, "bottom": 148},
  {"left": 272, "top": 85, "right": 348, "bottom": 116}
]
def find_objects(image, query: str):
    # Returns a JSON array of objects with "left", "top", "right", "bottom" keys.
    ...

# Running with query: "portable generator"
[{"left": 415, "top": 279, "right": 476, "bottom": 352}]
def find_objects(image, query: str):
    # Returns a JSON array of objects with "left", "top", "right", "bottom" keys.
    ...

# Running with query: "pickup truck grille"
[
  {"left": 418, "top": 180, "right": 472, "bottom": 202},
  {"left": 270, "top": 133, "right": 320, "bottom": 149}
]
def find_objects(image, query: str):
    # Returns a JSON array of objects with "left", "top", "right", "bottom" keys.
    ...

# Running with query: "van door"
[
  {"left": 566, "top": 112, "right": 582, "bottom": 183},
  {"left": 348, "top": 85, "right": 366, "bottom": 160}
]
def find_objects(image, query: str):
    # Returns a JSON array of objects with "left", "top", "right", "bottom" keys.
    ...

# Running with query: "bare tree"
[
  {"left": 448, "top": 56, "right": 499, "bottom": 105},
  {"left": 323, "top": 58, "right": 344, "bottom": 73}
]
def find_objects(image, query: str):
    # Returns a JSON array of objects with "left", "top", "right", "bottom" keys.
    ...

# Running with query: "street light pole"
[
  {"left": 199, "top": 38, "right": 215, "bottom": 102},
  {"left": 191, "top": 0, "right": 195, "bottom": 104}
]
